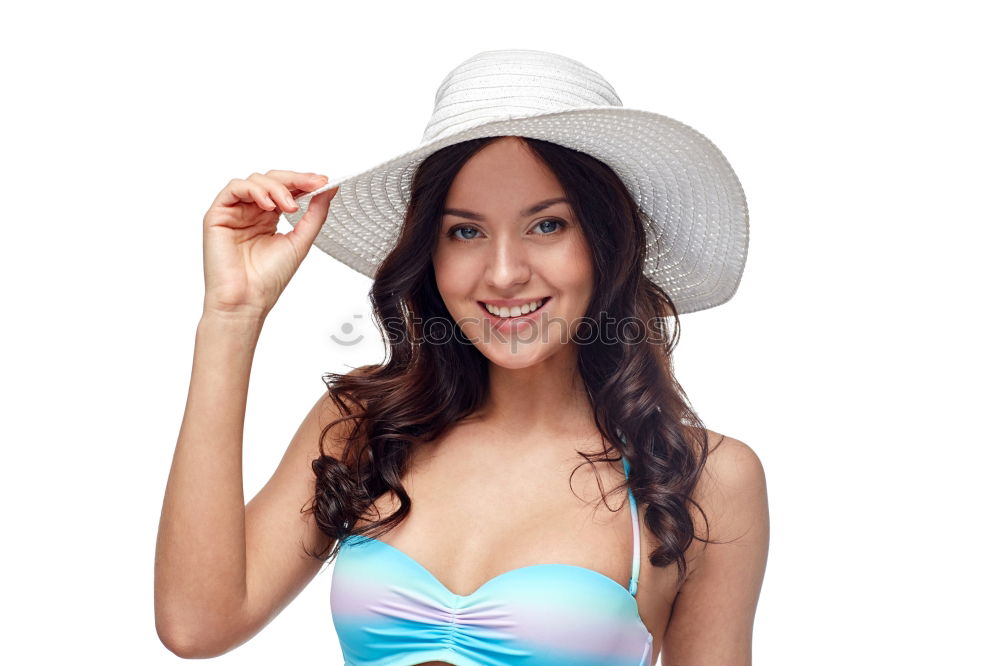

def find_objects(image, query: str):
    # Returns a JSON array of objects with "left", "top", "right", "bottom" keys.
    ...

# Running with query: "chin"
[{"left": 476, "top": 343, "right": 553, "bottom": 369}]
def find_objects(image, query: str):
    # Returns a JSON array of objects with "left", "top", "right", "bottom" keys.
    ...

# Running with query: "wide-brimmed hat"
[{"left": 283, "top": 48, "right": 749, "bottom": 315}]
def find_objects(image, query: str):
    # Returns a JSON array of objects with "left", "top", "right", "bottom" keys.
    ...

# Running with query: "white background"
[{"left": 2, "top": 1, "right": 996, "bottom": 664}]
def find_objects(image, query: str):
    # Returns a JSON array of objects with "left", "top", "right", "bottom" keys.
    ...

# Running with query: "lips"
[
  {"left": 478, "top": 296, "right": 551, "bottom": 319},
  {"left": 475, "top": 298, "right": 553, "bottom": 337}
]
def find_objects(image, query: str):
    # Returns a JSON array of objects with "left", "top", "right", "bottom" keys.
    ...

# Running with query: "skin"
[
  {"left": 365, "top": 136, "right": 767, "bottom": 665},
  {"left": 157, "top": 148, "right": 768, "bottom": 664},
  {"left": 431, "top": 136, "right": 597, "bottom": 434}
]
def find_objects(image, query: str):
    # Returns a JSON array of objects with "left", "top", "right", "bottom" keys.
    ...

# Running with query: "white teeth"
[{"left": 484, "top": 299, "right": 545, "bottom": 318}]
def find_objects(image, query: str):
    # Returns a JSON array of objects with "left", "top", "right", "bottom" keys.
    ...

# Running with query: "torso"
[{"left": 350, "top": 415, "right": 695, "bottom": 666}]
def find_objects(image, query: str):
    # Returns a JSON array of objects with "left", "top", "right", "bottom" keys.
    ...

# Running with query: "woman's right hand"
[{"left": 201, "top": 170, "right": 339, "bottom": 320}]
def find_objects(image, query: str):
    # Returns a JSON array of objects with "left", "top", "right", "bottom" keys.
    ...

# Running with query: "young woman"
[{"left": 155, "top": 50, "right": 769, "bottom": 666}]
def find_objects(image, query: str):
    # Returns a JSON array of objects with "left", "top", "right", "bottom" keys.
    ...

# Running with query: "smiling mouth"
[{"left": 477, "top": 297, "right": 552, "bottom": 319}]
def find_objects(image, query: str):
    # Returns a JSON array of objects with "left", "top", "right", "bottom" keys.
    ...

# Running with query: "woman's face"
[{"left": 432, "top": 136, "right": 594, "bottom": 370}]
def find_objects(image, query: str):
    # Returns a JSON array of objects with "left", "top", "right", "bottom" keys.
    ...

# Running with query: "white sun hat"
[{"left": 283, "top": 48, "right": 749, "bottom": 315}]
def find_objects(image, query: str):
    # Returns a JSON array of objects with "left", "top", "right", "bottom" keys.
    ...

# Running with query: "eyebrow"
[{"left": 442, "top": 197, "right": 570, "bottom": 221}]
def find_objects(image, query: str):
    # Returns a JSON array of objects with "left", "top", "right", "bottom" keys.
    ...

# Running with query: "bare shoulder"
[
  {"left": 662, "top": 428, "right": 769, "bottom": 664},
  {"left": 688, "top": 429, "right": 768, "bottom": 556},
  {"left": 700, "top": 429, "right": 767, "bottom": 498}
]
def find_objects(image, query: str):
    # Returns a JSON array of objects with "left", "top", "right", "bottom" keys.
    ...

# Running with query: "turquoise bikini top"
[{"left": 329, "top": 456, "right": 653, "bottom": 666}]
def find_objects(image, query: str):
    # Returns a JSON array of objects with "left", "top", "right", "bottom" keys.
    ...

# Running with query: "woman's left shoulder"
[
  {"left": 695, "top": 429, "right": 768, "bottom": 527},
  {"left": 684, "top": 428, "right": 769, "bottom": 534},
  {"left": 702, "top": 429, "right": 766, "bottom": 479},
  {"left": 662, "top": 429, "right": 769, "bottom": 661},
  {"left": 684, "top": 428, "right": 770, "bottom": 575}
]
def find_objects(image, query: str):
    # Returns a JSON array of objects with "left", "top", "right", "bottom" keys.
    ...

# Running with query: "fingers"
[
  {"left": 212, "top": 171, "right": 329, "bottom": 212},
  {"left": 211, "top": 178, "right": 275, "bottom": 210},
  {"left": 286, "top": 185, "right": 339, "bottom": 260},
  {"left": 249, "top": 170, "right": 328, "bottom": 208},
  {"left": 260, "top": 169, "right": 329, "bottom": 196}
]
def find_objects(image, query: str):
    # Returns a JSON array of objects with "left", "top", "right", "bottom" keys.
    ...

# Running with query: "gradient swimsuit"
[{"left": 329, "top": 456, "right": 653, "bottom": 665}]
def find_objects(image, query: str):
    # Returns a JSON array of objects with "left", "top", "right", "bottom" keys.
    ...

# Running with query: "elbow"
[
  {"left": 155, "top": 611, "right": 233, "bottom": 659},
  {"left": 156, "top": 624, "right": 209, "bottom": 659},
  {"left": 155, "top": 585, "right": 249, "bottom": 658}
]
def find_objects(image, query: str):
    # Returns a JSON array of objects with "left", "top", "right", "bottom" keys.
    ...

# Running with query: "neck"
[{"left": 476, "top": 347, "right": 595, "bottom": 440}]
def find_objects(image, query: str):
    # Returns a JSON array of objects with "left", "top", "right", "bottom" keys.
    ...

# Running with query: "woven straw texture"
[{"left": 283, "top": 49, "right": 749, "bottom": 315}]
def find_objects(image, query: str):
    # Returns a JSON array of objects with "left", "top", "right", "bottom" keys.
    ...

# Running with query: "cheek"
[
  {"left": 433, "top": 248, "right": 475, "bottom": 299},
  {"left": 554, "top": 239, "right": 594, "bottom": 294}
]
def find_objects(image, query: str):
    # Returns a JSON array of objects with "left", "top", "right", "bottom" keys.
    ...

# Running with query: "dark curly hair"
[{"left": 301, "top": 135, "right": 721, "bottom": 584}]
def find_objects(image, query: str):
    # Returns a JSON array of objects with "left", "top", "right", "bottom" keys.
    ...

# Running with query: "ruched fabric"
[{"left": 330, "top": 457, "right": 653, "bottom": 666}]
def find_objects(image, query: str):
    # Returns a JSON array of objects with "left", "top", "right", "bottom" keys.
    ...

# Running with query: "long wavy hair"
[{"left": 303, "top": 135, "right": 721, "bottom": 584}]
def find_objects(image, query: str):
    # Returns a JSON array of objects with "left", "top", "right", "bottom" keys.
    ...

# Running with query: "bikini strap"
[{"left": 622, "top": 455, "right": 641, "bottom": 597}]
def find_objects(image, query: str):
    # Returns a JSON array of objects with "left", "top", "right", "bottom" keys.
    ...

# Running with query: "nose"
[{"left": 484, "top": 236, "right": 531, "bottom": 290}]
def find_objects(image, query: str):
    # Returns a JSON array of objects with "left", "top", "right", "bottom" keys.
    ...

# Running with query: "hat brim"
[{"left": 283, "top": 105, "right": 749, "bottom": 315}]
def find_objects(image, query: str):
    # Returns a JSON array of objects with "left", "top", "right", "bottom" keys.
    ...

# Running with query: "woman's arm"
[
  {"left": 155, "top": 171, "right": 338, "bottom": 656},
  {"left": 154, "top": 311, "right": 265, "bottom": 655},
  {"left": 153, "top": 312, "right": 352, "bottom": 658},
  {"left": 660, "top": 435, "right": 770, "bottom": 666}
]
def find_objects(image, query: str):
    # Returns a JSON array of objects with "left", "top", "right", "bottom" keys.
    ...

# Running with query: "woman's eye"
[
  {"left": 447, "top": 219, "right": 565, "bottom": 241},
  {"left": 449, "top": 226, "right": 481, "bottom": 241},
  {"left": 534, "top": 218, "right": 566, "bottom": 234}
]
